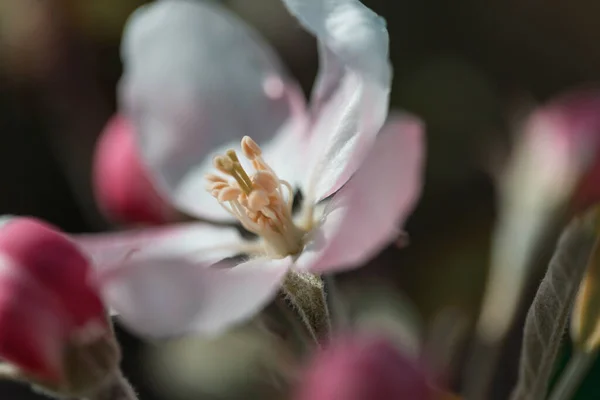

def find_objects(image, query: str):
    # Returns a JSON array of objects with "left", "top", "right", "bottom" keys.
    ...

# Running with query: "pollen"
[{"left": 206, "top": 137, "right": 305, "bottom": 258}]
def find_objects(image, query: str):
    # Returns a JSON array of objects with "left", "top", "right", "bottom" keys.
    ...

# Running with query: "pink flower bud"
[
  {"left": 294, "top": 335, "right": 435, "bottom": 400},
  {"left": 548, "top": 90, "right": 600, "bottom": 214},
  {"left": 93, "top": 114, "right": 177, "bottom": 226},
  {"left": 0, "top": 257, "right": 66, "bottom": 381},
  {"left": 525, "top": 88, "right": 600, "bottom": 213},
  {"left": 0, "top": 217, "right": 109, "bottom": 382}
]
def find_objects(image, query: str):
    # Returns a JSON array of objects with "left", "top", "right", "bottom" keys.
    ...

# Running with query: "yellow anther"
[
  {"left": 218, "top": 187, "right": 242, "bottom": 202},
  {"left": 241, "top": 136, "right": 262, "bottom": 160},
  {"left": 247, "top": 190, "right": 270, "bottom": 212},
  {"left": 252, "top": 171, "right": 279, "bottom": 193}
]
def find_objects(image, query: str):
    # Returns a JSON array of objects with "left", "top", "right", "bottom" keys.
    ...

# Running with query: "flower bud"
[
  {"left": 0, "top": 217, "right": 120, "bottom": 397},
  {"left": 552, "top": 89, "right": 600, "bottom": 214},
  {"left": 294, "top": 334, "right": 435, "bottom": 400},
  {"left": 93, "top": 114, "right": 177, "bottom": 226}
]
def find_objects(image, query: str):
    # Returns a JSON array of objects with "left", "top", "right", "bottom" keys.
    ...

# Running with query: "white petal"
[
  {"left": 295, "top": 115, "right": 424, "bottom": 273},
  {"left": 120, "top": 0, "right": 307, "bottom": 221},
  {"left": 98, "top": 256, "right": 291, "bottom": 337},
  {"left": 282, "top": 0, "right": 392, "bottom": 202},
  {"left": 72, "top": 223, "right": 245, "bottom": 270}
]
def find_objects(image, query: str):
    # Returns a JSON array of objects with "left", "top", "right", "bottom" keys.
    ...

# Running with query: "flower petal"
[
  {"left": 73, "top": 222, "right": 245, "bottom": 270},
  {"left": 296, "top": 115, "right": 424, "bottom": 273},
  {"left": 0, "top": 254, "right": 67, "bottom": 381},
  {"left": 93, "top": 114, "right": 178, "bottom": 226},
  {"left": 0, "top": 217, "right": 106, "bottom": 328},
  {"left": 97, "top": 256, "right": 292, "bottom": 337},
  {"left": 282, "top": 0, "right": 392, "bottom": 202},
  {"left": 120, "top": 0, "right": 306, "bottom": 221}
]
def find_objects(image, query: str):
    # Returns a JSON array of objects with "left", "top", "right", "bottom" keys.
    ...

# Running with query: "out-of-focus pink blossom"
[
  {"left": 537, "top": 89, "right": 600, "bottom": 213},
  {"left": 0, "top": 217, "right": 107, "bottom": 381},
  {"left": 93, "top": 114, "right": 177, "bottom": 225},
  {"left": 294, "top": 335, "right": 435, "bottom": 400},
  {"left": 75, "top": 0, "right": 426, "bottom": 339},
  {"left": 478, "top": 88, "right": 600, "bottom": 342}
]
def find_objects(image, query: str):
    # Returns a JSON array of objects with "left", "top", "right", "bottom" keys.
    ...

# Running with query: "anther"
[
  {"left": 247, "top": 190, "right": 270, "bottom": 212},
  {"left": 218, "top": 187, "right": 242, "bottom": 202},
  {"left": 205, "top": 173, "right": 227, "bottom": 183},
  {"left": 205, "top": 181, "right": 228, "bottom": 192},
  {"left": 252, "top": 171, "right": 279, "bottom": 193},
  {"left": 241, "top": 136, "right": 262, "bottom": 160}
]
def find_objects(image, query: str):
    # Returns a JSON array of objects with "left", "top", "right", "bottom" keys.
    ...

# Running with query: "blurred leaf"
[{"left": 510, "top": 209, "right": 598, "bottom": 400}]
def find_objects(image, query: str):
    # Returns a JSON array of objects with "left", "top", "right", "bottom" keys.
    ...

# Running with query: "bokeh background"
[{"left": 1, "top": 0, "right": 600, "bottom": 398}]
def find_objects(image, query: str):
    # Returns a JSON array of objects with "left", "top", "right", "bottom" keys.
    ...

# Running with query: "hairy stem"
[{"left": 281, "top": 271, "right": 331, "bottom": 342}]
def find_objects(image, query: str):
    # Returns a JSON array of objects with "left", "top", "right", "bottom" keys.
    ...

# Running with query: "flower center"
[{"left": 206, "top": 136, "right": 306, "bottom": 258}]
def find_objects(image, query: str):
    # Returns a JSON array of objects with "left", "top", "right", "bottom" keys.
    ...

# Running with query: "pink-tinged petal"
[
  {"left": 0, "top": 217, "right": 106, "bottom": 329},
  {"left": 296, "top": 115, "right": 424, "bottom": 273},
  {"left": 93, "top": 114, "right": 178, "bottom": 226},
  {"left": 282, "top": 0, "right": 392, "bottom": 202},
  {"left": 120, "top": 0, "right": 307, "bottom": 221},
  {"left": 97, "top": 256, "right": 292, "bottom": 338},
  {"left": 0, "top": 254, "right": 67, "bottom": 381},
  {"left": 73, "top": 222, "right": 245, "bottom": 270},
  {"left": 294, "top": 334, "right": 435, "bottom": 400}
]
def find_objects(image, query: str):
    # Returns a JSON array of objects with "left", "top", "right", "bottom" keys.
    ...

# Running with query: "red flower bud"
[
  {"left": 0, "top": 217, "right": 110, "bottom": 384},
  {"left": 93, "top": 114, "right": 177, "bottom": 226},
  {"left": 294, "top": 335, "right": 435, "bottom": 400}
]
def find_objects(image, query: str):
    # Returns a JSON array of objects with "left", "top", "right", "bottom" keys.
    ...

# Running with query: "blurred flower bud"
[
  {"left": 549, "top": 90, "right": 600, "bottom": 214},
  {"left": 294, "top": 334, "right": 435, "bottom": 400},
  {"left": 478, "top": 88, "right": 600, "bottom": 344},
  {"left": 93, "top": 115, "right": 178, "bottom": 226},
  {"left": 0, "top": 217, "right": 120, "bottom": 397}
]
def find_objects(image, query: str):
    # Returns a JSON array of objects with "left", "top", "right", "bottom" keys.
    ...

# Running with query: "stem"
[
  {"left": 548, "top": 351, "right": 596, "bottom": 400},
  {"left": 281, "top": 272, "right": 331, "bottom": 341},
  {"left": 274, "top": 296, "right": 318, "bottom": 349},
  {"left": 85, "top": 372, "right": 138, "bottom": 400}
]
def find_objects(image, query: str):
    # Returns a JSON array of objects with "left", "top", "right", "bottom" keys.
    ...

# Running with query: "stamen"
[
  {"left": 241, "top": 136, "right": 262, "bottom": 159},
  {"left": 205, "top": 136, "right": 307, "bottom": 258},
  {"left": 280, "top": 180, "right": 295, "bottom": 210},
  {"left": 218, "top": 187, "right": 242, "bottom": 202},
  {"left": 247, "top": 190, "right": 270, "bottom": 212},
  {"left": 252, "top": 171, "right": 279, "bottom": 193},
  {"left": 205, "top": 181, "right": 228, "bottom": 192},
  {"left": 205, "top": 173, "right": 227, "bottom": 183}
]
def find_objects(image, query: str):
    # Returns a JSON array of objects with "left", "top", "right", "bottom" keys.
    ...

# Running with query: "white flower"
[{"left": 76, "top": 0, "right": 425, "bottom": 338}]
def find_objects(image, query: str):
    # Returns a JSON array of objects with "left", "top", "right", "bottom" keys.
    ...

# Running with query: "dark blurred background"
[{"left": 1, "top": 0, "right": 600, "bottom": 398}]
